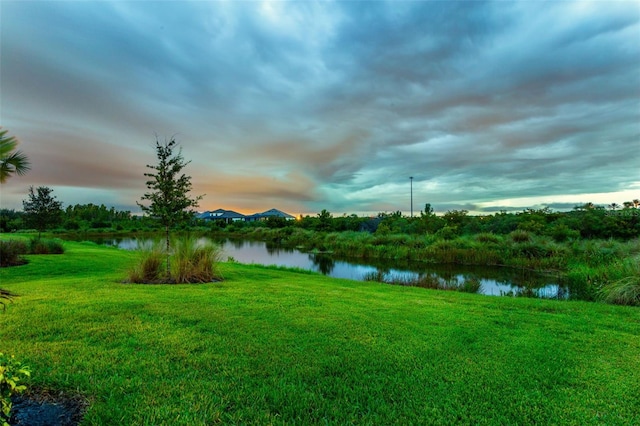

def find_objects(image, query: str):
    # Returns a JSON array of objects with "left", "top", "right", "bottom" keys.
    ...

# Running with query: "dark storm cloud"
[{"left": 1, "top": 1, "right": 638, "bottom": 214}]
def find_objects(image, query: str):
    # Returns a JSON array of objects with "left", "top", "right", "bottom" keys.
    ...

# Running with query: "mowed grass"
[{"left": 1, "top": 240, "right": 639, "bottom": 425}]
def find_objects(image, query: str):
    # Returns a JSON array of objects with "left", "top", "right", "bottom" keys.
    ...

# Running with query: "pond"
[{"left": 73, "top": 235, "right": 568, "bottom": 299}]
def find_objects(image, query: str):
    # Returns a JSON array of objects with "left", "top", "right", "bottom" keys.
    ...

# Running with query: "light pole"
[{"left": 410, "top": 176, "right": 414, "bottom": 218}]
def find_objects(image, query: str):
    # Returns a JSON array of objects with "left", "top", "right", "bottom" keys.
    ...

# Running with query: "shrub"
[
  {"left": 0, "top": 240, "right": 28, "bottom": 267},
  {"left": 0, "top": 353, "right": 31, "bottom": 426},
  {"left": 510, "top": 230, "right": 531, "bottom": 243},
  {"left": 548, "top": 224, "right": 580, "bottom": 242},
  {"left": 475, "top": 232, "right": 501, "bottom": 244},
  {"left": 435, "top": 226, "right": 458, "bottom": 240},
  {"left": 29, "top": 238, "right": 64, "bottom": 255}
]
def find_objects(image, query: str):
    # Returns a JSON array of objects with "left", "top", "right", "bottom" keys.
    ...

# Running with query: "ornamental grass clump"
[
  {"left": 171, "top": 236, "right": 223, "bottom": 283},
  {"left": 126, "top": 240, "right": 164, "bottom": 284},
  {"left": 598, "top": 260, "right": 640, "bottom": 306},
  {"left": 127, "top": 237, "right": 223, "bottom": 284}
]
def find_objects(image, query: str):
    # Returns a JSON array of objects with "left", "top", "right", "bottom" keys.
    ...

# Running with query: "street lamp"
[{"left": 410, "top": 176, "right": 413, "bottom": 218}]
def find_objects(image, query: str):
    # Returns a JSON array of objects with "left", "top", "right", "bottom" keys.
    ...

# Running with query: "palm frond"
[{"left": 0, "top": 128, "right": 31, "bottom": 183}]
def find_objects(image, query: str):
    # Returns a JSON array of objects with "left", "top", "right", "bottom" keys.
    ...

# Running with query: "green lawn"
[{"left": 1, "top": 239, "right": 639, "bottom": 425}]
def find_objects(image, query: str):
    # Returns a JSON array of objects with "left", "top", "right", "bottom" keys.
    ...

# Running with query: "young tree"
[
  {"left": 137, "top": 136, "right": 203, "bottom": 278},
  {"left": 22, "top": 186, "right": 63, "bottom": 237},
  {"left": 0, "top": 128, "right": 30, "bottom": 183}
]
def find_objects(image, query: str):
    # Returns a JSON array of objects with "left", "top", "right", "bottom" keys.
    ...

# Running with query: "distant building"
[
  {"left": 197, "top": 209, "right": 245, "bottom": 224},
  {"left": 245, "top": 208, "right": 296, "bottom": 222},
  {"left": 197, "top": 208, "right": 295, "bottom": 223}
]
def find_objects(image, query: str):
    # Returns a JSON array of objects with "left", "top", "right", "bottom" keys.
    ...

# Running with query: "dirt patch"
[{"left": 9, "top": 390, "right": 87, "bottom": 426}]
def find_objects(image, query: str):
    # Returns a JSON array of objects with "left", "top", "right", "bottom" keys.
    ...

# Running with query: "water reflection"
[
  {"left": 310, "top": 254, "right": 335, "bottom": 276},
  {"left": 66, "top": 236, "right": 568, "bottom": 299}
]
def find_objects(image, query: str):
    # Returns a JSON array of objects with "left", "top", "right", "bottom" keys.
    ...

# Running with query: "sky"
[{"left": 1, "top": 0, "right": 639, "bottom": 216}]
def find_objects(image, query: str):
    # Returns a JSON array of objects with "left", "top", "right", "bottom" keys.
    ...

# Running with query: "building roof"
[
  {"left": 198, "top": 208, "right": 295, "bottom": 221},
  {"left": 197, "top": 209, "right": 246, "bottom": 220},
  {"left": 256, "top": 208, "right": 295, "bottom": 219}
]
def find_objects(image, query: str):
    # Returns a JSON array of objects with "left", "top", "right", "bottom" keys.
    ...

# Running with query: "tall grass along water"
[{"left": 83, "top": 236, "right": 567, "bottom": 299}]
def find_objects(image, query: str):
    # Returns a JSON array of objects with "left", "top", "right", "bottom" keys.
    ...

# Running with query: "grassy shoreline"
[
  {"left": 1, "top": 239, "right": 639, "bottom": 424},
  {"left": 215, "top": 228, "right": 640, "bottom": 302},
  {"left": 51, "top": 228, "right": 640, "bottom": 302}
]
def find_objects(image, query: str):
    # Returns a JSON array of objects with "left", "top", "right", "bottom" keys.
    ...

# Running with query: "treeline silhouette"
[{"left": 1, "top": 201, "right": 639, "bottom": 240}]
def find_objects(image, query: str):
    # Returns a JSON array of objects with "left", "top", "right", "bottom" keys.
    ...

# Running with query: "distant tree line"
[
  {"left": 282, "top": 202, "right": 640, "bottom": 241},
  {"left": 2, "top": 198, "right": 639, "bottom": 241}
]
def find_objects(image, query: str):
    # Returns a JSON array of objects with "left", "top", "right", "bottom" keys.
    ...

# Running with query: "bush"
[
  {"left": 509, "top": 230, "right": 531, "bottom": 243},
  {"left": 435, "top": 226, "right": 458, "bottom": 240},
  {"left": 548, "top": 224, "right": 580, "bottom": 242},
  {"left": 29, "top": 238, "right": 64, "bottom": 255},
  {"left": 0, "top": 353, "right": 31, "bottom": 426},
  {"left": 0, "top": 240, "right": 28, "bottom": 267},
  {"left": 475, "top": 232, "right": 501, "bottom": 244}
]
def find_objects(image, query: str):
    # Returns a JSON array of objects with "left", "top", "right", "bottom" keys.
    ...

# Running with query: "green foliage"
[
  {"left": 475, "top": 232, "right": 502, "bottom": 244},
  {"left": 0, "top": 240, "right": 28, "bottom": 267},
  {"left": 1, "top": 240, "right": 639, "bottom": 424},
  {"left": 0, "top": 289, "right": 16, "bottom": 312},
  {"left": 127, "top": 240, "right": 165, "bottom": 284},
  {"left": 170, "top": 236, "right": 223, "bottom": 284},
  {"left": 510, "top": 229, "right": 532, "bottom": 243},
  {"left": 316, "top": 209, "right": 333, "bottom": 231},
  {"left": 0, "top": 353, "right": 31, "bottom": 426},
  {"left": 137, "top": 137, "right": 203, "bottom": 276},
  {"left": 63, "top": 203, "right": 133, "bottom": 231},
  {"left": 0, "top": 210, "right": 24, "bottom": 233},
  {"left": 9, "top": 194, "right": 640, "bottom": 240},
  {"left": 0, "top": 128, "right": 30, "bottom": 184},
  {"left": 0, "top": 238, "right": 64, "bottom": 267},
  {"left": 138, "top": 137, "right": 202, "bottom": 230},
  {"left": 442, "top": 209, "right": 469, "bottom": 229},
  {"left": 29, "top": 237, "right": 64, "bottom": 255},
  {"left": 547, "top": 223, "right": 580, "bottom": 242},
  {"left": 127, "top": 237, "right": 223, "bottom": 284},
  {"left": 22, "top": 186, "right": 63, "bottom": 236},
  {"left": 435, "top": 225, "right": 458, "bottom": 240},
  {"left": 598, "top": 260, "right": 640, "bottom": 306}
]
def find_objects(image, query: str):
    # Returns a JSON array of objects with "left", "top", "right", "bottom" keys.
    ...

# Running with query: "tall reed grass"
[
  {"left": 597, "top": 259, "right": 640, "bottom": 306},
  {"left": 126, "top": 237, "right": 223, "bottom": 284},
  {"left": 127, "top": 240, "right": 165, "bottom": 284},
  {"left": 171, "top": 236, "right": 223, "bottom": 284}
]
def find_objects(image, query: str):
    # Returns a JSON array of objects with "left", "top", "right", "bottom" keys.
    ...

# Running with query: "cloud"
[{"left": 1, "top": 1, "right": 638, "bottom": 215}]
